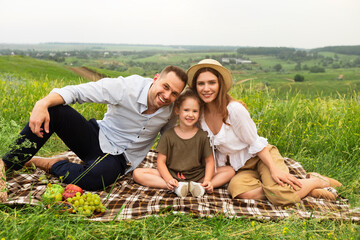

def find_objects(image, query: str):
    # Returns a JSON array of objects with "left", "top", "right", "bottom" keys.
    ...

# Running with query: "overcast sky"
[{"left": 1, "top": 0, "right": 359, "bottom": 49}]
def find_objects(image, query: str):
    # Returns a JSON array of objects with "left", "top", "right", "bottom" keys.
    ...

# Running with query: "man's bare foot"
[{"left": 25, "top": 155, "right": 68, "bottom": 173}]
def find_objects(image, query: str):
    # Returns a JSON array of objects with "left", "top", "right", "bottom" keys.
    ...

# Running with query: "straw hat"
[{"left": 187, "top": 59, "right": 233, "bottom": 91}]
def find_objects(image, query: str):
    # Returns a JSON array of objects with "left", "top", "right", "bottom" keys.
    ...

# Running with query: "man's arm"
[{"left": 29, "top": 92, "right": 65, "bottom": 138}]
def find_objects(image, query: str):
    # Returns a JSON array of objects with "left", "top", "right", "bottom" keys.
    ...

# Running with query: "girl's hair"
[
  {"left": 190, "top": 67, "right": 247, "bottom": 125},
  {"left": 174, "top": 87, "right": 202, "bottom": 110}
]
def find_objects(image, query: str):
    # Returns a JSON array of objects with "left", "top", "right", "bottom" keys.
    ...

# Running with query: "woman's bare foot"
[
  {"left": 308, "top": 189, "right": 337, "bottom": 200},
  {"left": 306, "top": 172, "right": 342, "bottom": 188}
]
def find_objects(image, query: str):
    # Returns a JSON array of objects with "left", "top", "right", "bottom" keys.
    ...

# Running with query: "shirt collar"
[{"left": 138, "top": 81, "right": 169, "bottom": 115}]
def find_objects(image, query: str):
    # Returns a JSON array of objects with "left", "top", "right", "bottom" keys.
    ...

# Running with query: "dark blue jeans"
[{"left": 2, "top": 105, "right": 127, "bottom": 190}]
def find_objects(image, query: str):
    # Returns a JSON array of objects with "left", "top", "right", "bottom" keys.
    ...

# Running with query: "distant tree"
[
  {"left": 294, "top": 74, "right": 305, "bottom": 82},
  {"left": 309, "top": 66, "right": 325, "bottom": 73},
  {"left": 294, "top": 62, "right": 301, "bottom": 71},
  {"left": 273, "top": 63, "right": 282, "bottom": 72},
  {"left": 354, "top": 57, "right": 360, "bottom": 66},
  {"left": 332, "top": 63, "right": 340, "bottom": 69}
]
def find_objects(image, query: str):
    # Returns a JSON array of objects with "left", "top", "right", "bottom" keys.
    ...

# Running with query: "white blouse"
[{"left": 200, "top": 101, "right": 268, "bottom": 171}]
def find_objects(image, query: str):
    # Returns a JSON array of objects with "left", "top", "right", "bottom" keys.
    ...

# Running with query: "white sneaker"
[
  {"left": 174, "top": 182, "right": 189, "bottom": 197},
  {"left": 189, "top": 181, "right": 205, "bottom": 197}
]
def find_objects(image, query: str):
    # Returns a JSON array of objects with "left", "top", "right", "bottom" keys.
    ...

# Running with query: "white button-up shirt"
[
  {"left": 51, "top": 75, "right": 176, "bottom": 173},
  {"left": 200, "top": 101, "right": 268, "bottom": 171}
]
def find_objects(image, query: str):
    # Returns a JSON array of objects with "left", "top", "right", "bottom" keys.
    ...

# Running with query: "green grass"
[
  {"left": 0, "top": 55, "right": 80, "bottom": 80},
  {"left": 0, "top": 205, "right": 359, "bottom": 239},
  {"left": 234, "top": 68, "right": 360, "bottom": 99},
  {"left": 1, "top": 55, "right": 359, "bottom": 239}
]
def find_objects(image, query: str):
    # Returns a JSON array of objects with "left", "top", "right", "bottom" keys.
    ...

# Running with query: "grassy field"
[
  {"left": 234, "top": 68, "right": 360, "bottom": 99},
  {"left": 0, "top": 54, "right": 359, "bottom": 239}
]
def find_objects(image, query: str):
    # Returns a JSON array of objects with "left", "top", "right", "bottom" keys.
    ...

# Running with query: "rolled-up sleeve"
[
  {"left": 228, "top": 102, "right": 268, "bottom": 155},
  {"left": 51, "top": 77, "right": 125, "bottom": 105}
]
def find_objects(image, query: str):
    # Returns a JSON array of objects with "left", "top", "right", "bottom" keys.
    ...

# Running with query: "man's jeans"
[{"left": 2, "top": 105, "right": 127, "bottom": 190}]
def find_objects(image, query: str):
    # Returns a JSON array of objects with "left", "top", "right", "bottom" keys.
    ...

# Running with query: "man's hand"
[
  {"left": 28, "top": 93, "right": 65, "bottom": 138},
  {"left": 29, "top": 100, "right": 51, "bottom": 138},
  {"left": 270, "top": 167, "right": 302, "bottom": 190}
]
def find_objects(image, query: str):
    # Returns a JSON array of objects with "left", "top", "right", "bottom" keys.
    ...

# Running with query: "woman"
[{"left": 187, "top": 59, "right": 341, "bottom": 205}]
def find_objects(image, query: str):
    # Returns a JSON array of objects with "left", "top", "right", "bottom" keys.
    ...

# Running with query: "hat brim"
[{"left": 187, "top": 63, "right": 233, "bottom": 91}]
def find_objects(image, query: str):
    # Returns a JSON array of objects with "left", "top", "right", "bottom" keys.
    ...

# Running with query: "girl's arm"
[
  {"left": 257, "top": 147, "right": 302, "bottom": 190},
  {"left": 202, "top": 154, "right": 215, "bottom": 193},
  {"left": 157, "top": 152, "right": 178, "bottom": 190}
]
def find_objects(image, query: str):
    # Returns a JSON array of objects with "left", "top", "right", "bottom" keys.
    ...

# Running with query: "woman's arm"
[
  {"left": 157, "top": 152, "right": 178, "bottom": 190},
  {"left": 257, "top": 147, "right": 302, "bottom": 190}
]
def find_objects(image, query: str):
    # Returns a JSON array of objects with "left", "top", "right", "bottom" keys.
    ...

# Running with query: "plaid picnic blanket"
[{"left": 3, "top": 150, "right": 360, "bottom": 221}]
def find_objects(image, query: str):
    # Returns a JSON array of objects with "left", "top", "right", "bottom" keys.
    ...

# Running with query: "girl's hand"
[
  {"left": 201, "top": 181, "right": 213, "bottom": 194},
  {"left": 166, "top": 178, "right": 178, "bottom": 191},
  {"left": 270, "top": 168, "right": 302, "bottom": 190}
]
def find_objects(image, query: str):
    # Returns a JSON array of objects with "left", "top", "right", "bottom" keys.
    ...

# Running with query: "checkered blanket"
[{"left": 4, "top": 150, "right": 360, "bottom": 221}]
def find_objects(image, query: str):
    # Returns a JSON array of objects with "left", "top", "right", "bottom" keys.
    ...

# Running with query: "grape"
[{"left": 69, "top": 192, "right": 105, "bottom": 216}]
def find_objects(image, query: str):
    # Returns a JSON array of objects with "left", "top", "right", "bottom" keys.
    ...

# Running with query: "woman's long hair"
[{"left": 190, "top": 67, "right": 233, "bottom": 125}]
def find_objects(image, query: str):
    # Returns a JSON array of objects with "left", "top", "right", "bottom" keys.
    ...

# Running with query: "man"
[{"left": 1, "top": 66, "right": 187, "bottom": 190}]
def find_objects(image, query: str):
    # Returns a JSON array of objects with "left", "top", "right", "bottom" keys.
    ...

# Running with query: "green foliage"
[
  {"left": 0, "top": 206, "right": 359, "bottom": 239},
  {"left": 237, "top": 47, "right": 296, "bottom": 55},
  {"left": 273, "top": 63, "right": 282, "bottom": 72},
  {"left": 294, "top": 74, "right": 305, "bottom": 82},
  {"left": 312, "top": 45, "right": 360, "bottom": 55},
  {"left": 309, "top": 65, "right": 325, "bottom": 73},
  {"left": 0, "top": 55, "right": 79, "bottom": 80}
]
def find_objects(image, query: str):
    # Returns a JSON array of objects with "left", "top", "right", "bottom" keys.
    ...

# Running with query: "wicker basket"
[{"left": 0, "top": 160, "right": 7, "bottom": 202}]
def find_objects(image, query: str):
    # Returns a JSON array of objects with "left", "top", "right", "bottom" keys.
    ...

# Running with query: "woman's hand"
[
  {"left": 257, "top": 146, "right": 302, "bottom": 190},
  {"left": 201, "top": 180, "right": 214, "bottom": 194},
  {"left": 270, "top": 167, "right": 302, "bottom": 190},
  {"left": 166, "top": 178, "right": 178, "bottom": 191}
]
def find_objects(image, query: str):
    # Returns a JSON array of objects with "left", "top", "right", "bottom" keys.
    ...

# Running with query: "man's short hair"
[{"left": 160, "top": 66, "right": 188, "bottom": 84}]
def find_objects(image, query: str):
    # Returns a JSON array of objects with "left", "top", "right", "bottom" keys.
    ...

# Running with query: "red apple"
[{"left": 62, "top": 184, "right": 83, "bottom": 200}]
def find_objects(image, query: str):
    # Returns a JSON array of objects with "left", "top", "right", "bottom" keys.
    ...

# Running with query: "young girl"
[{"left": 133, "top": 88, "right": 235, "bottom": 197}]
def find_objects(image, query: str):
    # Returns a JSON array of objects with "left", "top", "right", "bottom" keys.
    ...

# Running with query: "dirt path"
[
  {"left": 69, "top": 67, "right": 108, "bottom": 81},
  {"left": 285, "top": 78, "right": 295, "bottom": 82},
  {"left": 235, "top": 78, "right": 256, "bottom": 84}
]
